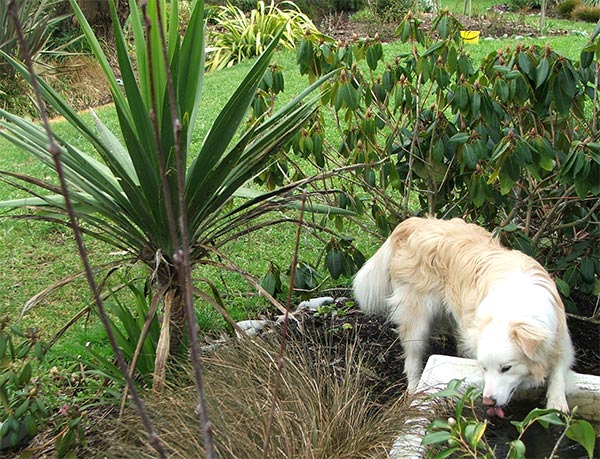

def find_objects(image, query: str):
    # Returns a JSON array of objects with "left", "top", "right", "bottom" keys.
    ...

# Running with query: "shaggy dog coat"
[{"left": 353, "top": 217, "right": 574, "bottom": 415}]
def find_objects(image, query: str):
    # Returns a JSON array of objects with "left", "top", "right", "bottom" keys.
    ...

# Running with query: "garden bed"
[
  {"left": 288, "top": 291, "right": 599, "bottom": 458},
  {"left": 7, "top": 290, "right": 598, "bottom": 458},
  {"left": 288, "top": 290, "right": 599, "bottom": 395}
]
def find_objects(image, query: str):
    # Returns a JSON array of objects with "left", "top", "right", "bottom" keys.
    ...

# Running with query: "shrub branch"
[{"left": 140, "top": 0, "right": 217, "bottom": 456}]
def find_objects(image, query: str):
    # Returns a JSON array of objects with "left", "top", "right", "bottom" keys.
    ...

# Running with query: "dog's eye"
[{"left": 501, "top": 365, "right": 512, "bottom": 373}]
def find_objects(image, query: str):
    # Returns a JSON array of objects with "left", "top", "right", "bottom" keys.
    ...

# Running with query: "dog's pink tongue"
[{"left": 486, "top": 406, "right": 505, "bottom": 418}]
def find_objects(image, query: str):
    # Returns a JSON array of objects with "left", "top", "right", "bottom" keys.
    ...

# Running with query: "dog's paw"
[
  {"left": 546, "top": 395, "right": 570, "bottom": 414},
  {"left": 406, "top": 377, "right": 420, "bottom": 393}
]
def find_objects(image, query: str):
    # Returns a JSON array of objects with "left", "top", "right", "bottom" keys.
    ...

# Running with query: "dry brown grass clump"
[
  {"left": 47, "top": 56, "right": 112, "bottom": 112},
  {"left": 93, "top": 335, "right": 413, "bottom": 458}
]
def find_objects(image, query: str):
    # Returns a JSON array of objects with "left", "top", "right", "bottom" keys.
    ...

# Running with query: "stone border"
[{"left": 390, "top": 354, "right": 600, "bottom": 458}]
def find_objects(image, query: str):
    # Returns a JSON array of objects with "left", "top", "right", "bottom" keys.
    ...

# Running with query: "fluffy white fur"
[{"left": 353, "top": 217, "right": 574, "bottom": 414}]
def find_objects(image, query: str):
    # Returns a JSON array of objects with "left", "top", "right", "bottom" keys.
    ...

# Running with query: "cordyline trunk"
[{"left": 153, "top": 273, "right": 186, "bottom": 392}]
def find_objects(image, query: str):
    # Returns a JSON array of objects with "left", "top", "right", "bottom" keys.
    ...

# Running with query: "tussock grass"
[
  {"left": 572, "top": 4, "right": 600, "bottom": 21},
  {"left": 94, "top": 335, "right": 413, "bottom": 459}
]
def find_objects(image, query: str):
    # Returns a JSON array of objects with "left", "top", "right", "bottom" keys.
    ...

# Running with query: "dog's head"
[
  {"left": 471, "top": 274, "right": 561, "bottom": 417},
  {"left": 476, "top": 319, "right": 550, "bottom": 417}
]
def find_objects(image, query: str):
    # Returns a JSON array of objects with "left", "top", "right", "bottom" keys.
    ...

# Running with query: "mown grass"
[{"left": 0, "top": 15, "right": 595, "bottom": 366}]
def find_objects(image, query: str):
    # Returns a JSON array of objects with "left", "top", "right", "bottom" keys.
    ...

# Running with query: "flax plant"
[
  {"left": 0, "top": 0, "right": 334, "bottom": 393},
  {"left": 206, "top": 0, "right": 324, "bottom": 71}
]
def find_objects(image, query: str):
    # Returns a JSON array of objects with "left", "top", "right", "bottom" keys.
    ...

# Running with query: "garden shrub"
[
  {"left": 0, "top": 0, "right": 335, "bottom": 393},
  {"left": 0, "top": 317, "right": 48, "bottom": 450},
  {"left": 0, "top": 0, "right": 66, "bottom": 78},
  {"left": 284, "top": 10, "right": 600, "bottom": 307},
  {"left": 207, "top": 0, "right": 261, "bottom": 11},
  {"left": 332, "top": 0, "right": 367, "bottom": 11},
  {"left": 423, "top": 380, "right": 597, "bottom": 458},
  {"left": 206, "top": 1, "right": 324, "bottom": 71},
  {"left": 572, "top": 4, "right": 600, "bottom": 20},
  {"left": 208, "top": 0, "right": 365, "bottom": 17},
  {"left": 507, "top": 0, "right": 542, "bottom": 10},
  {"left": 556, "top": 0, "right": 582, "bottom": 17},
  {"left": 0, "top": 0, "right": 70, "bottom": 114},
  {"left": 369, "top": 0, "right": 418, "bottom": 22},
  {"left": 281, "top": 0, "right": 366, "bottom": 18}
]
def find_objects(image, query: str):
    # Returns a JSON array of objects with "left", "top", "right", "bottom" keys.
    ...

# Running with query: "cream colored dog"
[{"left": 353, "top": 217, "right": 574, "bottom": 417}]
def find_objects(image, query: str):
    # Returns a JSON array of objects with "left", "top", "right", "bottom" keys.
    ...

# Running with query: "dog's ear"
[{"left": 509, "top": 320, "right": 548, "bottom": 359}]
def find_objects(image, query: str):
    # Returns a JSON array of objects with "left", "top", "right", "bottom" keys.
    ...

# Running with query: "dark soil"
[
  {"left": 287, "top": 290, "right": 599, "bottom": 457},
  {"left": 288, "top": 290, "right": 599, "bottom": 401}
]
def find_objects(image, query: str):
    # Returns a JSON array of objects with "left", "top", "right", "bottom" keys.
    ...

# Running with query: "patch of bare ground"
[{"left": 319, "top": 9, "right": 570, "bottom": 43}]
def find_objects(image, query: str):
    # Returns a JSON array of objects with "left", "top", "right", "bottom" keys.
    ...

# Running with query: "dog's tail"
[{"left": 353, "top": 238, "right": 393, "bottom": 315}]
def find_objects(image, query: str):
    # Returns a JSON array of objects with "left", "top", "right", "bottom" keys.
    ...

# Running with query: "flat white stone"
[
  {"left": 390, "top": 354, "right": 600, "bottom": 459},
  {"left": 296, "top": 296, "right": 334, "bottom": 311}
]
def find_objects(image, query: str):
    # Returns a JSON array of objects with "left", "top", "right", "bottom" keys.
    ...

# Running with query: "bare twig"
[
  {"left": 262, "top": 190, "right": 307, "bottom": 459},
  {"left": 198, "top": 252, "right": 289, "bottom": 316},
  {"left": 140, "top": 0, "right": 217, "bottom": 456},
  {"left": 531, "top": 185, "right": 575, "bottom": 247},
  {"left": 7, "top": 2, "right": 168, "bottom": 457},
  {"left": 554, "top": 198, "right": 600, "bottom": 231},
  {"left": 547, "top": 418, "right": 570, "bottom": 459}
]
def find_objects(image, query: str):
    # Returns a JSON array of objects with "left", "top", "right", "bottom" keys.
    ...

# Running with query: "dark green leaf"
[
  {"left": 19, "top": 362, "right": 32, "bottom": 386},
  {"left": 462, "top": 144, "right": 477, "bottom": 169},
  {"left": 14, "top": 399, "right": 30, "bottom": 419},
  {"left": 536, "top": 57, "right": 549, "bottom": 88},
  {"left": 580, "top": 257, "right": 596, "bottom": 283},
  {"left": 591, "top": 18, "right": 600, "bottom": 40},
  {"left": 555, "top": 277, "right": 570, "bottom": 297},
  {"left": 326, "top": 249, "right": 344, "bottom": 280},
  {"left": 566, "top": 419, "right": 596, "bottom": 459},
  {"left": 517, "top": 51, "right": 532, "bottom": 75},
  {"left": 421, "top": 430, "right": 452, "bottom": 446},
  {"left": 508, "top": 439, "right": 526, "bottom": 459},
  {"left": 423, "top": 41, "right": 445, "bottom": 58},
  {"left": 366, "top": 46, "right": 379, "bottom": 71},
  {"left": 23, "top": 414, "right": 37, "bottom": 437},
  {"left": 454, "top": 85, "right": 469, "bottom": 111},
  {"left": 580, "top": 50, "right": 594, "bottom": 69},
  {"left": 261, "top": 272, "right": 277, "bottom": 296},
  {"left": 449, "top": 132, "right": 469, "bottom": 145},
  {"left": 432, "top": 447, "right": 460, "bottom": 459}
]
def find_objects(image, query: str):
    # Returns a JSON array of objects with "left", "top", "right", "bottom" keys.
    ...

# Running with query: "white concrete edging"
[{"left": 390, "top": 354, "right": 600, "bottom": 459}]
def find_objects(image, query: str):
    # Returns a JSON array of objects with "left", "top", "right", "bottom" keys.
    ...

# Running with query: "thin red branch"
[{"left": 262, "top": 190, "right": 307, "bottom": 459}]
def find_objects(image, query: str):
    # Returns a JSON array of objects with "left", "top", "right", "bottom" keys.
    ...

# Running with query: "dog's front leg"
[
  {"left": 389, "top": 295, "right": 433, "bottom": 393},
  {"left": 403, "top": 340, "right": 426, "bottom": 392},
  {"left": 546, "top": 370, "right": 570, "bottom": 412},
  {"left": 545, "top": 358, "right": 573, "bottom": 413}
]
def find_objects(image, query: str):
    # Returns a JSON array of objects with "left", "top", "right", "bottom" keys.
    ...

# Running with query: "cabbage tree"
[{"left": 0, "top": 0, "right": 334, "bottom": 386}]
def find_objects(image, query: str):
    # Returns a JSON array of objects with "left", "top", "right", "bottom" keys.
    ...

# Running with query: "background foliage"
[
  {"left": 288, "top": 10, "right": 600, "bottom": 308},
  {"left": 206, "top": 0, "right": 324, "bottom": 71}
]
